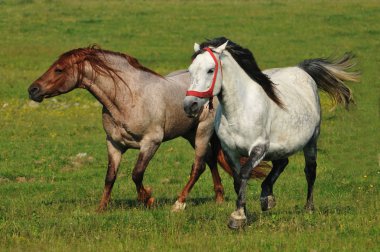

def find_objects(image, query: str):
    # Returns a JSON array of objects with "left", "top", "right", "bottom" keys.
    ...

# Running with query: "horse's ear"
[
  {"left": 194, "top": 43, "right": 200, "bottom": 52},
  {"left": 214, "top": 41, "right": 228, "bottom": 54}
]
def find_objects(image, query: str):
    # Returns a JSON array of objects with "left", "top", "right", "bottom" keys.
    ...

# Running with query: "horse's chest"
[{"left": 215, "top": 113, "right": 249, "bottom": 156}]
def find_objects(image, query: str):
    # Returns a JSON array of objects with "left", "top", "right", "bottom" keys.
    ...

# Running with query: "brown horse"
[{"left": 28, "top": 46, "right": 269, "bottom": 212}]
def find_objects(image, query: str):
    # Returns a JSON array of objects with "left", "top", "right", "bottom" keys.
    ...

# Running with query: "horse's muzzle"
[
  {"left": 28, "top": 83, "right": 44, "bottom": 102},
  {"left": 183, "top": 96, "right": 203, "bottom": 118}
]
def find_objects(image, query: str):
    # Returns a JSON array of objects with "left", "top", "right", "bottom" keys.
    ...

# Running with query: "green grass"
[{"left": 0, "top": 0, "right": 379, "bottom": 251}]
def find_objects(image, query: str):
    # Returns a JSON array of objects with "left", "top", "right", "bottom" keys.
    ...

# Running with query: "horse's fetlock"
[{"left": 214, "top": 185, "right": 224, "bottom": 194}]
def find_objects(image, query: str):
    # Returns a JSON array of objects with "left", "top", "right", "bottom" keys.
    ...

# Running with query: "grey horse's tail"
[{"left": 298, "top": 53, "right": 360, "bottom": 109}]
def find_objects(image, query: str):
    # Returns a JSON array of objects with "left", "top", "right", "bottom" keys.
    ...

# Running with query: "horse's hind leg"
[
  {"left": 97, "top": 137, "right": 126, "bottom": 212},
  {"left": 173, "top": 154, "right": 207, "bottom": 211},
  {"left": 173, "top": 124, "right": 223, "bottom": 212},
  {"left": 132, "top": 140, "right": 161, "bottom": 207},
  {"left": 208, "top": 158, "right": 224, "bottom": 203},
  {"left": 303, "top": 136, "right": 318, "bottom": 211},
  {"left": 208, "top": 134, "right": 224, "bottom": 203},
  {"left": 260, "top": 158, "right": 289, "bottom": 211},
  {"left": 172, "top": 148, "right": 223, "bottom": 212}
]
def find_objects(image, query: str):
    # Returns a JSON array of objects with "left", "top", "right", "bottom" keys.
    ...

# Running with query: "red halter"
[{"left": 186, "top": 48, "right": 221, "bottom": 109}]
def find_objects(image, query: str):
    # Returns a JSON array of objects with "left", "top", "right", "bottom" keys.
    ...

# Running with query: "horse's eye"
[
  {"left": 55, "top": 68, "right": 63, "bottom": 74},
  {"left": 207, "top": 68, "right": 214, "bottom": 74}
]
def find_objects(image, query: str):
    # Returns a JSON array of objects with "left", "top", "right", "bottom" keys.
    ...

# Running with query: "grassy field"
[{"left": 0, "top": 0, "right": 379, "bottom": 251}]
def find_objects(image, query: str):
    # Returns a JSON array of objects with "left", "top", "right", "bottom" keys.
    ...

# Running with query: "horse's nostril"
[
  {"left": 183, "top": 98, "right": 200, "bottom": 117},
  {"left": 28, "top": 85, "right": 40, "bottom": 95},
  {"left": 190, "top": 101, "right": 198, "bottom": 111}
]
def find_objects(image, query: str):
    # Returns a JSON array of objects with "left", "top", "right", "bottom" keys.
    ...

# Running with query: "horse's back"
[
  {"left": 165, "top": 69, "right": 189, "bottom": 78},
  {"left": 266, "top": 66, "right": 320, "bottom": 112},
  {"left": 266, "top": 66, "right": 319, "bottom": 104},
  {"left": 165, "top": 69, "right": 191, "bottom": 86}
]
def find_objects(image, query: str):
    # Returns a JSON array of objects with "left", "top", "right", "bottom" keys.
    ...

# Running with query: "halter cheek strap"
[{"left": 186, "top": 48, "right": 221, "bottom": 109}]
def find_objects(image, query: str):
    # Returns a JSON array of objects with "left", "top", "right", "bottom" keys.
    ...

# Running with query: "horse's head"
[
  {"left": 28, "top": 46, "right": 124, "bottom": 102},
  {"left": 28, "top": 49, "right": 89, "bottom": 102},
  {"left": 183, "top": 41, "right": 228, "bottom": 117}
]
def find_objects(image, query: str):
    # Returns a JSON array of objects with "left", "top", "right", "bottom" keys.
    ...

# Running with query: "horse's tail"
[
  {"left": 212, "top": 135, "right": 271, "bottom": 179},
  {"left": 298, "top": 53, "right": 360, "bottom": 109}
]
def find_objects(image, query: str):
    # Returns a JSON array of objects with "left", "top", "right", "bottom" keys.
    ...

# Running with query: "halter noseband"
[{"left": 186, "top": 48, "right": 221, "bottom": 110}]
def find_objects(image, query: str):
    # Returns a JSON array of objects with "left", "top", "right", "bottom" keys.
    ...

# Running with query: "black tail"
[{"left": 298, "top": 53, "right": 360, "bottom": 109}]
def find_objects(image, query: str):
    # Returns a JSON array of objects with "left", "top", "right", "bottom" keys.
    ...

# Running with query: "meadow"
[{"left": 0, "top": 0, "right": 379, "bottom": 251}]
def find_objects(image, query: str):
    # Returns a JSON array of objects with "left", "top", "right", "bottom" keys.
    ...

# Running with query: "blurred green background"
[{"left": 0, "top": 0, "right": 379, "bottom": 251}]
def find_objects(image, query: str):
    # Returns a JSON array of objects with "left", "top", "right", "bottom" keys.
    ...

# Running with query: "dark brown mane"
[{"left": 55, "top": 45, "right": 162, "bottom": 87}]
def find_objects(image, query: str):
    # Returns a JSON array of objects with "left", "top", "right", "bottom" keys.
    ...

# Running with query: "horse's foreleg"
[
  {"left": 228, "top": 144, "right": 267, "bottom": 229},
  {"left": 97, "top": 138, "right": 125, "bottom": 212},
  {"left": 260, "top": 158, "right": 289, "bottom": 211},
  {"left": 132, "top": 141, "right": 160, "bottom": 207}
]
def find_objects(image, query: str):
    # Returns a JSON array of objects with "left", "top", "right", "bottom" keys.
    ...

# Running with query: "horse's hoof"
[
  {"left": 96, "top": 203, "right": 108, "bottom": 213},
  {"left": 304, "top": 203, "right": 315, "bottom": 212},
  {"left": 146, "top": 197, "right": 155, "bottom": 207},
  {"left": 138, "top": 187, "right": 153, "bottom": 204},
  {"left": 260, "top": 195, "right": 276, "bottom": 211},
  {"left": 227, "top": 209, "right": 247, "bottom": 230},
  {"left": 171, "top": 200, "right": 186, "bottom": 212},
  {"left": 96, "top": 207, "right": 105, "bottom": 213}
]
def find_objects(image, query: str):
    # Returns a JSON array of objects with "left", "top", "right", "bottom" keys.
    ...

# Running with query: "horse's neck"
[
  {"left": 82, "top": 76, "right": 122, "bottom": 121},
  {"left": 83, "top": 62, "right": 142, "bottom": 122},
  {"left": 218, "top": 56, "right": 265, "bottom": 119}
]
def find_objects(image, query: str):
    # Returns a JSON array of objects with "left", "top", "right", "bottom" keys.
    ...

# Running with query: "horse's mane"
[
  {"left": 192, "top": 37, "right": 283, "bottom": 108},
  {"left": 56, "top": 45, "right": 162, "bottom": 87}
]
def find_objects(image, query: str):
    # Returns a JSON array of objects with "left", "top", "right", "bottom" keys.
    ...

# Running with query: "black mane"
[{"left": 192, "top": 37, "right": 283, "bottom": 108}]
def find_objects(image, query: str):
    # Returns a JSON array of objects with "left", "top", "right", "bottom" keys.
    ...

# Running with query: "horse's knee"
[{"left": 249, "top": 142, "right": 269, "bottom": 156}]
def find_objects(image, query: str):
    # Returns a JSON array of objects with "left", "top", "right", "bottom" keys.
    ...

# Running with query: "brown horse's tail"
[
  {"left": 212, "top": 135, "right": 271, "bottom": 179},
  {"left": 298, "top": 53, "right": 360, "bottom": 109}
]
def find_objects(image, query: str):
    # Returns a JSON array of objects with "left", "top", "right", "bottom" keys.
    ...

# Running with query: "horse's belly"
[
  {"left": 266, "top": 115, "right": 319, "bottom": 159},
  {"left": 163, "top": 116, "right": 196, "bottom": 141},
  {"left": 266, "top": 139, "right": 305, "bottom": 160}
]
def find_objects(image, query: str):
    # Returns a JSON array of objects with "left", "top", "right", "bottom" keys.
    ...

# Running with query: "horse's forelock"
[{"left": 191, "top": 37, "right": 232, "bottom": 60}]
